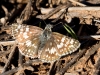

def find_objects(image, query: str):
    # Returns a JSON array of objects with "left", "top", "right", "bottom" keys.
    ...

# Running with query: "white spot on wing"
[
  {"left": 18, "top": 42, "right": 24, "bottom": 45},
  {"left": 57, "top": 42, "right": 63, "bottom": 49},
  {"left": 30, "top": 32, "right": 32, "bottom": 34},
  {"left": 26, "top": 27, "right": 29, "bottom": 32},
  {"left": 32, "top": 44, "right": 37, "bottom": 48},
  {"left": 26, "top": 40, "right": 32, "bottom": 46},
  {"left": 15, "top": 29, "right": 18, "bottom": 32},
  {"left": 17, "top": 24, "right": 22, "bottom": 29},
  {"left": 23, "top": 32, "right": 29, "bottom": 39},
  {"left": 20, "top": 28, "right": 23, "bottom": 32},
  {"left": 69, "top": 44, "right": 74, "bottom": 48},
  {"left": 20, "top": 31, "right": 23, "bottom": 34},
  {"left": 28, "top": 49, "right": 31, "bottom": 52},
  {"left": 57, "top": 39, "right": 60, "bottom": 42},
  {"left": 48, "top": 47, "right": 56, "bottom": 54},
  {"left": 29, "top": 53, "right": 32, "bottom": 56},
  {"left": 46, "top": 54, "right": 48, "bottom": 57},
  {"left": 64, "top": 48, "right": 66, "bottom": 50},
  {"left": 70, "top": 39, "right": 74, "bottom": 44},
  {"left": 61, "top": 36, "right": 66, "bottom": 42},
  {"left": 20, "top": 38, "right": 22, "bottom": 41}
]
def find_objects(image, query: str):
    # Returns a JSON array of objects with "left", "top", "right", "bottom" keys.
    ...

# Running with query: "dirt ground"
[{"left": 0, "top": 0, "right": 100, "bottom": 75}]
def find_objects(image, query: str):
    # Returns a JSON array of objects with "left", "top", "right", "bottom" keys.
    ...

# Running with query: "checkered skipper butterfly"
[{"left": 7, "top": 23, "right": 80, "bottom": 63}]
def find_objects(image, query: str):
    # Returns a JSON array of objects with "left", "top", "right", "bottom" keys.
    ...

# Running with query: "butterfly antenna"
[
  {"left": 40, "top": 15, "right": 47, "bottom": 25},
  {"left": 53, "top": 22, "right": 63, "bottom": 27}
]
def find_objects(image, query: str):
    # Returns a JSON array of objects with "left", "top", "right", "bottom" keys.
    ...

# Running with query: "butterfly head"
[
  {"left": 38, "top": 24, "right": 53, "bottom": 49},
  {"left": 44, "top": 24, "right": 53, "bottom": 31},
  {"left": 40, "top": 24, "right": 53, "bottom": 39}
]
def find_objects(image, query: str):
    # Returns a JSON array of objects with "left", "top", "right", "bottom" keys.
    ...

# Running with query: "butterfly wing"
[
  {"left": 39, "top": 32, "right": 80, "bottom": 62},
  {"left": 52, "top": 32, "right": 80, "bottom": 56},
  {"left": 38, "top": 35, "right": 60, "bottom": 63},
  {"left": 12, "top": 24, "right": 43, "bottom": 58},
  {"left": 8, "top": 23, "right": 80, "bottom": 62}
]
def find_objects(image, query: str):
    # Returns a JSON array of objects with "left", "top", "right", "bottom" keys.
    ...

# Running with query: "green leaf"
[{"left": 63, "top": 24, "right": 78, "bottom": 39}]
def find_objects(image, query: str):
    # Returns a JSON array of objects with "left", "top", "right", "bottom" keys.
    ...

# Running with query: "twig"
[
  {"left": 9, "top": 0, "right": 28, "bottom": 4},
  {"left": 40, "top": 8, "right": 53, "bottom": 15},
  {"left": 57, "top": 41, "right": 100, "bottom": 75},
  {"left": 1, "top": 5, "right": 9, "bottom": 25},
  {"left": 0, "top": 59, "right": 42, "bottom": 75},
  {"left": 56, "top": 48, "right": 86, "bottom": 75},
  {"left": 67, "top": 7, "right": 100, "bottom": 18},
  {"left": 0, "top": 41, "right": 16, "bottom": 46},
  {"left": 26, "top": 59, "right": 42, "bottom": 65},
  {"left": 0, "top": 67, "right": 19, "bottom": 75},
  {"left": 93, "top": 48, "right": 100, "bottom": 75},
  {"left": 69, "top": 41, "right": 100, "bottom": 75},
  {"left": 0, "top": 34, "right": 11, "bottom": 40},
  {"left": 69, "top": 0, "right": 86, "bottom": 6},
  {"left": 77, "top": 24, "right": 83, "bottom": 36},
  {"left": 79, "top": 35, "right": 100, "bottom": 40},
  {"left": 19, "top": 0, "right": 33, "bottom": 23},
  {"left": 18, "top": 51, "right": 23, "bottom": 67},
  {"left": 74, "top": 42, "right": 100, "bottom": 66},
  {"left": 0, "top": 41, "right": 16, "bottom": 57},
  {"left": 0, "top": 50, "right": 11, "bottom": 57},
  {"left": 94, "top": 19, "right": 100, "bottom": 23},
  {"left": 7, "top": 4, "right": 24, "bottom": 23},
  {"left": 2, "top": 43, "right": 17, "bottom": 73},
  {"left": 93, "top": 58, "right": 100, "bottom": 75},
  {"left": 1, "top": 5, "right": 8, "bottom": 17},
  {"left": 48, "top": 61, "right": 56, "bottom": 75},
  {"left": 39, "top": 7, "right": 100, "bottom": 19},
  {"left": 42, "top": 4, "right": 70, "bottom": 20}
]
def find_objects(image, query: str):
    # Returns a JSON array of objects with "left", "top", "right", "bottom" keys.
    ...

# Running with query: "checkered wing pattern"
[
  {"left": 38, "top": 34, "right": 60, "bottom": 62},
  {"left": 39, "top": 32, "right": 80, "bottom": 62},
  {"left": 7, "top": 23, "right": 80, "bottom": 63},
  {"left": 11, "top": 23, "right": 43, "bottom": 58}
]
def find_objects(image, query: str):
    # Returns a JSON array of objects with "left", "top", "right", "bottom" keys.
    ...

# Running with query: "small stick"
[
  {"left": 20, "top": 0, "right": 33, "bottom": 23},
  {"left": 0, "top": 41, "right": 16, "bottom": 46},
  {"left": 0, "top": 59, "right": 42, "bottom": 75},
  {"left": 77, "top": 24, "right": 84, "bottom": 36},
  {"left": 0, "top": 50, "right": 11, "bottom": 57},
  {"left": 1, "top": 5, "right": 8, "bottom": 25},
  {"left": 57, "top": 49, "right": 86, "bottom": 75},
  {"left": 79, "top": 35, "right": 100, "bottom": 40},
  {"left": 0, "top": 67, "right": 19, "bottom": 75},
  {"left": 69, "top": 0, "right": 86, "bottom": 6},
  {"left": 93, "top": 58, "right": 100, "bottom": 75},
  {"left": 2, "top": 43, "right": 17, "bottom": 73},
  {"left": 42, "top": 4, "right": 70, "bottom": 20},
  {"left": 57, "top": 41, "right": 100, "bottom": 75},
  {"left": 48, "top": 61, "right": 56, "bottom": 75},
  {"left": 39, "top": 7, "right": 100, "bottom": 19}
]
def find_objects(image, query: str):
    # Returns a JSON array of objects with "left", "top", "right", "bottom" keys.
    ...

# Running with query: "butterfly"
[{"left": 6, "top": 23, "right": 80, "bottom": 63}]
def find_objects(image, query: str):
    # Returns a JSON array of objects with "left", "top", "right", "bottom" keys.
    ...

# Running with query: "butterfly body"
[{"left": 7, "top": 23, "right": 80, "bottom": 63}]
